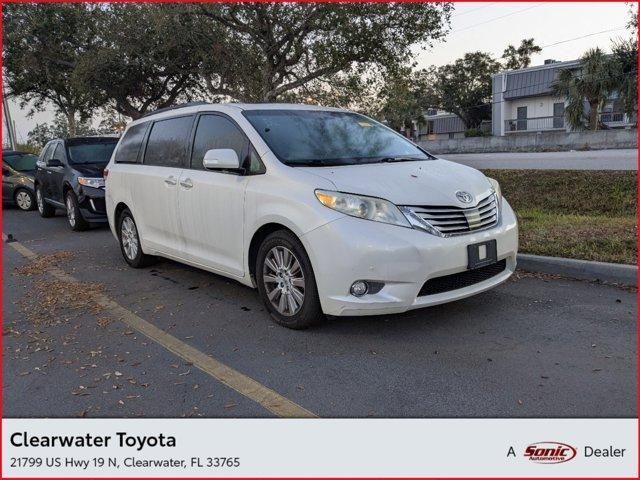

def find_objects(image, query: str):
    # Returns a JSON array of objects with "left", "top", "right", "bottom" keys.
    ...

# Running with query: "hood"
[
  {"left": 72, "top": 164, "right": 106, "bottom": 177},
  {"left": 298, "top": 159, "right": 493, "bottom": 206}
]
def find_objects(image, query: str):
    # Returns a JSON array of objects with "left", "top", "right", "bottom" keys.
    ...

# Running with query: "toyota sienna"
[{"left": 105, "top": 103, "right": 518, "bottom": 329}]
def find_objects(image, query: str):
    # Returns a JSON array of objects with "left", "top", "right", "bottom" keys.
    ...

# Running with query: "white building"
[{"left": 491, "top": 59, "right": 635, "bottom": 136}]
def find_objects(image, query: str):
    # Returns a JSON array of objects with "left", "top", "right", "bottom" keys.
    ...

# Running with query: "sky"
[{"left": 4, "top": 1, "right": 635, "bottom": 144}]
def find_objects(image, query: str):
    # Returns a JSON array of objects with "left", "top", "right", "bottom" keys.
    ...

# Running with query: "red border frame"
[{"left": 0, "top": 1, "right": 638, "bottom": 479}]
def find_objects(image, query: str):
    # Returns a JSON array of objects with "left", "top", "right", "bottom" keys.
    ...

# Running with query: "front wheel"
[
  {"left": 65, "top": 191, "right": 89, "bottom": 231},
  {"left": 256, "top": 230, "right": 324, "bottom": 329},
  {"left": 117, "top": 208, "right": 155, "bottom": 268},
  {"left": 14, "top": 188, "right": 35, "bottom": 211},
  {"left": 36, "top": 186, "right": 55, "bottom": 218}
]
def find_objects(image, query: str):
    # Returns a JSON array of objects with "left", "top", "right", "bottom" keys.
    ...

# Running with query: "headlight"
[
  {"left": 487, "top": 177, "right": 502, "bottom": 207},
  {"left": 78, "top": 177, "right": 105, "bottom": 188},
  {"left": 315, "top": 190, "right": 410, "bottom": 228}
]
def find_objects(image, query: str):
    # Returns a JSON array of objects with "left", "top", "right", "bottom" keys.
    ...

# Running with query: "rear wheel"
[
  {"left": 36, "top": 186, "right": 55, "bottom": 218},
  {"left": 14, "top": 189, "right": 35, "bottom": 211},
  {"left": 256, "top": 230, "right": 324, "bottom": 329},
  {"left": 65, "top": 191, "right": 89, "bottom": 231},
  {"left": 117, "top": 208, "right": 155, "bottom": 268}
]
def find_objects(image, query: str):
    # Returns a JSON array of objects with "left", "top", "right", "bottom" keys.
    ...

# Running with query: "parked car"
[
  {"left": 2, "top": 150, "right": 38, "bottom": 211},
  {"left": 35, "top": 136, "right": 119, "bottom": 230},
  {"left": 105, "top": 103, "right": 518, "bottom": 329}
]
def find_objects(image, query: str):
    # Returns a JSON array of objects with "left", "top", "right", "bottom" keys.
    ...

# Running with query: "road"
[
  {"left": 440, "top": 149, "right": 637, "bottom": 170},
  {"left": 2, "top": 207, "right": 637, "bottom": 418}
]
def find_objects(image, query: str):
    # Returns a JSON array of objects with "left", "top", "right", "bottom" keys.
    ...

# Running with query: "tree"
[
  {"left": 502, "top": 38, "right": 542, "bottom": 70},
  {"left": 194, "top": 2, "right": 453, "bottom": 102},
  {"left": 76, "top": 4, "right": 208, "bottom": 119},
  {"left": 377, "top": 67, "right": 439, "bottom": 132},
  {"left": 2, "top": 3, "right": 99, "bottom": 135},
  {"left": 435, "top": 52, "right": 501, "bottom": 129},
  {"left": 610, "top": 38, "right": 638, "bottom": 124},
  {"left": 27, "top": 115, "right": 100, "bottom": 148},
  {"left": 552, "top": 48, "right": 614, "bottom": 130}
]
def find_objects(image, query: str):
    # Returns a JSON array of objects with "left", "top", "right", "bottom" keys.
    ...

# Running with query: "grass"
[{"left": 482, "top": 170, "right": 638, "bottom": 265}]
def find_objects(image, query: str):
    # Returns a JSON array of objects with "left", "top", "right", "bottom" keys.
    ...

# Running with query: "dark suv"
[{"left": 35, "top": 136, "right": 119, "bottom": 230}]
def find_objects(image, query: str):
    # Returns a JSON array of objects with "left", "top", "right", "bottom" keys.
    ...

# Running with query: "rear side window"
[
  {"left": 190, "top": 115, "right": 248, "bottom": 171},
  {"left": 115, "top": 122, "right": 149, "bottom": 164},
  {"left": 52, "top": 144, "right": 65, "bottom": 161},
  {"left": 144, "top": 116, "right": 194, "bottom": 168}
]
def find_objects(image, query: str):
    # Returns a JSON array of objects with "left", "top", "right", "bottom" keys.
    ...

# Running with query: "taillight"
[{"left": 103, "top": 167, "right": 109, "bottom": 178}]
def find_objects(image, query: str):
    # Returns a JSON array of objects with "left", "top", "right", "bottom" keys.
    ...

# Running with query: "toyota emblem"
[{"left": 455, "top": 191, "right": 474, "bottom": 204}]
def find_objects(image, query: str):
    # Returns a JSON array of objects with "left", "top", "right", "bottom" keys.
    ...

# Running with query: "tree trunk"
[
  {"left": 588, "top": 101, "right": 599, "bottom": 130},
  {"left": 67, "top": 111, "right": 77, "bottom": 137}
]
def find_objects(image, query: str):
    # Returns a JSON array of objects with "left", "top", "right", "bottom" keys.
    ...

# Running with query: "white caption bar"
[{"left": 2, "top": 418, "right": 637, "bottom": 478}]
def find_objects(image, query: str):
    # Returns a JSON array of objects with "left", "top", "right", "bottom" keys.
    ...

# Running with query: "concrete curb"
[{"left": 517, "top": 253, "right": 638, "bottom": 287}]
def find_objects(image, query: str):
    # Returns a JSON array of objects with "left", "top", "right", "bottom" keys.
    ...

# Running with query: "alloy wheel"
[
  {"left": 121, "top": 216, "right": 139, "bottom": 261},
  {"left": 16, "top": 191, "right": 32, "bottom": 210},
  {"left": 66, "top": 195, "right": 76, "bottom": 227},
  {"left": 36, "top": 189, "right": 44, "bottom": 213},
  {"left": 263, "top": 246, "right": 305, "bottom": 316}
]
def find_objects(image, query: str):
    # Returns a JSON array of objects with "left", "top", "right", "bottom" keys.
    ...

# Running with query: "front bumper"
[
  {"left": 77, "top": 186, "right": 107, "bottom": 223},
  {"left": 301, "top": 199, "right": 519, "bottom": 316}
]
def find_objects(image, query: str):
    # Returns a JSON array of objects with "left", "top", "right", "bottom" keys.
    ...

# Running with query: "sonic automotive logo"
[{"left": 524, "top": 442, "right": 577, "bottom": 464}]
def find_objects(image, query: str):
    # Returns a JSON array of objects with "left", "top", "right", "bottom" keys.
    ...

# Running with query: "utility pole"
[{"left": 2, "top": 86, "right": 17, "bottom": 150}]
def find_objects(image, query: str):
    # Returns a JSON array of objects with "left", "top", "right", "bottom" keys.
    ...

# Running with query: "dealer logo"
[{"left": 524, "top": 442, "right": 577, "bottom": 464}]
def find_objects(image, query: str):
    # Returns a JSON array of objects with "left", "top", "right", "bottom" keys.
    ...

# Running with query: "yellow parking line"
[{"left": 3, "top": 234, "right": 318, "bottom": 418}]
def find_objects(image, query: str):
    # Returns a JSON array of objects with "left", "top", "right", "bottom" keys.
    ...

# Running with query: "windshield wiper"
[
  {"left": 377, "top": 156, "right": 425, "bottom": 163},
  {"left": 285, "top": 159, "right": 333, "bottom": 167}
]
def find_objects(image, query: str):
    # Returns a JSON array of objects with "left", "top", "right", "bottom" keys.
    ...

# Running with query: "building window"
[
  {"left": 553, "top": 102, "right": 565, "bottom": 129},
  {"left": 448, "top": 132, "right": 455, "bottom": 139},
  {"left": 516, "top": 106, "right": 528, "bottom": 131}
]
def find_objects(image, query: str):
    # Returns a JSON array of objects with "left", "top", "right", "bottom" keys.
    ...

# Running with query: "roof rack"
[{"left": 141, "top": 101, "right": 210, "bottom": 118}]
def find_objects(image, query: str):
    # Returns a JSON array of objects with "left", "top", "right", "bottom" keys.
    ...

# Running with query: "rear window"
[
  {"left": 4, "top": 153, "right": 38, "bottom": 172},
  {"left": 144, "top": 116, "right": 194, "bottom": 168},
  {"left": 115, "top": 122, "right": 149, "bottom": 164},
  {"left": 67, "top": 139, "right": 118, "bottom": 166}
]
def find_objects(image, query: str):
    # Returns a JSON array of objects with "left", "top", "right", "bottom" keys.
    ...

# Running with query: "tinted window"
[
  {"left": 191, "top": 115, "right": 248, "bottom": 170},
  {"left": 67, "top": 141, "right": 117, "bottom": 165},
  {"left": 3, "top": 153, "right": 38, "bottom": 172},
  {"left": 243, "top": 110, "right": 431, "bottom": 166},
  {"left": 115, "top": 122, "right": 148, "bottom": 164},
  {"left": 42, "top": 144, "right": 55, "bottom": 161},
  {"left": 144, "top": 116, "right": 194, "bottom": 167},
  {"left": 52, "top": 143, "right": 65, "bottom": 162}
]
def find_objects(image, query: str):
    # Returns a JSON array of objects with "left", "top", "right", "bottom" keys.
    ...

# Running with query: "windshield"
[
  {"left": 242, "top": 110, "right": 432, "bottom": 166},
  {"left": 3, "top": 153, "right": 38, "bottom": 172},
  {"left": 67, "top": 141, "right": 117, "bottom": 165}
]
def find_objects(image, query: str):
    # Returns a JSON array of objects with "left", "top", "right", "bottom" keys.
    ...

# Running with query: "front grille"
[
  {"left": 418, "top": 259, "right": 507, "bottom": 296},
  {"left": 405, "top": 193, "right": 498, "bottom": 235}
]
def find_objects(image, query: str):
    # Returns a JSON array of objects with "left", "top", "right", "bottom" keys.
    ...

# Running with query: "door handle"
[
  {"left": 179, "top": 178, "right": 193, "bottom": 189},
  {"left": 164, "top": 176, "right": 177, "bottom": 186}
]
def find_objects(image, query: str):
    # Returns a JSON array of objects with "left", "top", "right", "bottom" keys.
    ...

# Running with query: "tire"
[
  {"left": 36, "top": 185, "right": 55, "bottom": 218},
  {"left": 256, "top": 230, "right": 324, "bottom": 329},
  {"left": 117, "top": 208, "right": 155, "bottom": 268},
  {"left": 14, "top": 188, "right": 35, "bottom": 211},
  {"left": 65, "top": 191, "right": 89, "bottom": 231}
]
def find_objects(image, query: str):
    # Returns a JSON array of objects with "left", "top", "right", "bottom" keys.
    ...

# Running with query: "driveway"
[
  {"left": 439, "top": 149, "right": 637, "bottom": 170},
  {"left": 2, "top": 207, "right": 637, "bottom": 418}
]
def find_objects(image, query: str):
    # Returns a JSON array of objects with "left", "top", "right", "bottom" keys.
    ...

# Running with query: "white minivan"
[{"left": 105, "top": 103, "right": 518, "bottom": 329}]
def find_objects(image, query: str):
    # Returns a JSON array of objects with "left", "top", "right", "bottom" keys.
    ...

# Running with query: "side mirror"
[
  {"left": 202, "top": 149, "right": 241, "bottom": 171},
  {"left": 47, "top": 158, "right": 63, "bottom": 167}
]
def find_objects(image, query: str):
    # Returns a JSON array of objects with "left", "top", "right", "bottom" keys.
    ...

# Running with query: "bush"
[{"left": 464, "top": 128, "right": 487, "bottom": 137}]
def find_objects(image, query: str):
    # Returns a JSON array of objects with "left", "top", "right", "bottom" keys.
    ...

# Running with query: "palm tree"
[{"left": 552, "top": 48, "right": 614, "bottom": 130}]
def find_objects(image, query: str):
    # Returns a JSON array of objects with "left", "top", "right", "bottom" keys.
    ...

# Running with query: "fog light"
[{"left": 350, "top": 281, "right": 368, "bottom": 297}]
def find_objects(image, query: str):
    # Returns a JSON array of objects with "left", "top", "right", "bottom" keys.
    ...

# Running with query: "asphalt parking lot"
[{"left": 2, "top": 207, "right": 637, "bottom": 418}]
